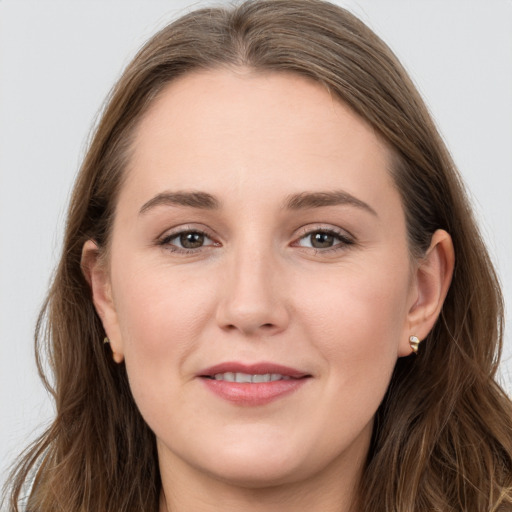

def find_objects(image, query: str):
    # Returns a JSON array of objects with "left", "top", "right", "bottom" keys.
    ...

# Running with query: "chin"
[
  {"left": 188, "top": 434, "right": 331, "bottom": 489},
  {"left": 202, "top": 457, "right": 308, "bottom": 489}
]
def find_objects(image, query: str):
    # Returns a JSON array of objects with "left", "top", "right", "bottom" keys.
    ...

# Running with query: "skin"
[{"left": 83, "top": 69, "right": 454, "bottom": 511}]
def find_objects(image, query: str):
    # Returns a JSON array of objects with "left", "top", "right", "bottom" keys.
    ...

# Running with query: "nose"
[{"left": 215, "top": 244, "right": 290, "bottom": 337}]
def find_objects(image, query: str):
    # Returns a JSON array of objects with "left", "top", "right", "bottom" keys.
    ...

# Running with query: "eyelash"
[
  {"left": 157, "top": 226, "right": 355, "bottom": 255},
  {"left": 293, "top": 227, "right": 355, "bottom": 254},
  {"left": 157, "top": 227, "right": 218, "bottom": 255}
]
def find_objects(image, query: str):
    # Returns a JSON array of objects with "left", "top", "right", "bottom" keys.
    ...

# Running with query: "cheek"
[
  {"left": 295, "top": 257, "right": 410, "bottom": 353},
  {"left": 113, "top": 256, "right": 213, "bottom": 338},
  {"left": 293, "top": 259, "right": 409, "bottom": 426},
  {"left": 109, "top": 258, "right": 219, "bottom": 399},
  {"left": 292, "top": 255, "right": 411, "bottom": 408}
]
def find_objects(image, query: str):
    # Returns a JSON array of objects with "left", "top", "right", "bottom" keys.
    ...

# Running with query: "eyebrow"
[
  {"left": 284, "top": 190, "right": 377, "bottom": 216},
  {"left": 139, "top": 191, "right": 220, "bottom": 215},
  {"left": 138, "top": 189, "right": 377, "bottom": 216}
]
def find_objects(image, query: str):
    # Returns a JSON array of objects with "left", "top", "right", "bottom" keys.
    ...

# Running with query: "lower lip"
[{"left": 201, "top": 378, "right": 309, "bottom": 406}]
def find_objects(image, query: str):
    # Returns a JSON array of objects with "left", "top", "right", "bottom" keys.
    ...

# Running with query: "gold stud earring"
[
  {"left": 409, "top": 335, "right": 420, "bottom": 354},
  {"left": 103, "top": 337, "right": 123, "bottom": 363}
]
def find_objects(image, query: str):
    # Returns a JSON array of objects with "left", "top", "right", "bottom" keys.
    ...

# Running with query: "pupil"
[
  {"left": 180, "top": 232, "right": 204, "bottom": 249},
  {"left": 312, "top": 232, "right": 334, "bottom": 248}
]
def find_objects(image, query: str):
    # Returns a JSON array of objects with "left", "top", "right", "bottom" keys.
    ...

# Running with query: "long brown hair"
[{"left": 4, "top": 1, "right": 511, "bottom": 510}]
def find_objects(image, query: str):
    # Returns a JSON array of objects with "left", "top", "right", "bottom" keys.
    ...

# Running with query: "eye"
[
  {"left": 177, "top": 231, "right": 207, "bottom": 249},
  {"left": 295, "top": 228, "right": 353, "bottom": 251},
  {"left": 159, "top": 229, "right": 218, "bottom": 252}
]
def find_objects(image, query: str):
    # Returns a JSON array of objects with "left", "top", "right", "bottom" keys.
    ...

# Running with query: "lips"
[
  {"left": 198, "top": 362, "right": 311, "bottom": 406},
  {"left": 211, "top": 372, "right": 293, "bottom": 383},
  {"left": 199, "top": 362, "right": 309, "bottom": 379}
]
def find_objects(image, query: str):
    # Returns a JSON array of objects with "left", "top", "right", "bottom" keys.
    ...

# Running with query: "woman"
[{"left": 4, "top": 0, "right": 511, "bottom": 510}]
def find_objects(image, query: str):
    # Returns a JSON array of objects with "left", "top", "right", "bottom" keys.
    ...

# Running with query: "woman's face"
[{"left": 93, "top": 69, "right": 423, "bottom": 488}]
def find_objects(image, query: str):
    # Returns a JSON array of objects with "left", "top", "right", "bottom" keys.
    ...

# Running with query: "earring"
[
  {"left": 409, "top": 335, "right": 420, "bottom": 354},
  {"left": 103, "top": 336, "right": 124, "bottom": 363}
]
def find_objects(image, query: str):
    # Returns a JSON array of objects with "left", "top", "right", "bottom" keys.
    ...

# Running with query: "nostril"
[{"left": 223, "top": 322, "right": 275, "bottom": 332}]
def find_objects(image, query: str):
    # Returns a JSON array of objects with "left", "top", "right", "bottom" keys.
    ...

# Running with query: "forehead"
[{"left": 123, "top": 68, "right": 398, "bottom": 211}]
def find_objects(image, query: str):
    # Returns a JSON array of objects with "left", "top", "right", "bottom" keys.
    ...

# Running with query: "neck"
[{"left": 159, "top": 471, "right": 362, "bottom": 512}]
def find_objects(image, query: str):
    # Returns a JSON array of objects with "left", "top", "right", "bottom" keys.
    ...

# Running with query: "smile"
[
  {"left": 210, "top": 372, "right": 293, "bottom": 383},
  {"left": 198, "top": 362, "right": 311, "bottom": 406}
]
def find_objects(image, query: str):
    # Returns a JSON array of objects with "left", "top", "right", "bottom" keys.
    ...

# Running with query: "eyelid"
[
  {"left": 157, "top": 224, "right": 221, "bottom": 252},
  {"left": 292, "top": 224, "right": 355, "bottom": 251},
  {"left": 294, "top": 223, "right": 354, "bottom": 241},
  {"left": 155, "top": 223, "right": 354, "bottom": 254}
]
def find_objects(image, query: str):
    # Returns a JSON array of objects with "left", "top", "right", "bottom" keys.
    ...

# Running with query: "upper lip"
[{"left": 198, "top": 361, "right": 310, "bottom": 379}]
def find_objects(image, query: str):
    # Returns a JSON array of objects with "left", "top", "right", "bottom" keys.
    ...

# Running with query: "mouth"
[
  {"left": 204, "top": 372, "right": 296, "bottom": 383},
  {"left": 198, "top": 361, "right": 311, "bottom": 381},
  {"left": 198, "top": 362, "right": 311, "bottom": 406}
]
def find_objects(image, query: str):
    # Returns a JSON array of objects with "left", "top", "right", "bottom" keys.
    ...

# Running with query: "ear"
[
  {"left": 398, "top": 229, "right": 455, "bottom": 356},
  {"left": 81, "top": 240, "right": 124, "bottom": 363}
]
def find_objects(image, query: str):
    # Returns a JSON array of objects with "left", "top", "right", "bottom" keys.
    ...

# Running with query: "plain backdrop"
[{"left": 1, "top": 0, "right": 511, "bottom": 494}]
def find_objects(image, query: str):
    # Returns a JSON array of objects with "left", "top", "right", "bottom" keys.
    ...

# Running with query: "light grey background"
[{"left": 1, "top": 0, "right": 511, "bottom": 494}]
